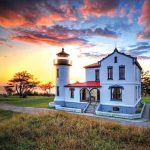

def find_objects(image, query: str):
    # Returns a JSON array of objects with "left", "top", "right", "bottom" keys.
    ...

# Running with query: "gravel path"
[
  {"left": 0, "top": 102, "right": 150, "bottom": 128},
  {"left": 0, "top": 102, "right": 54, "bottom": 113}
]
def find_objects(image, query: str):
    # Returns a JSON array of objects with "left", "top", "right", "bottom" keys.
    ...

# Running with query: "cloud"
[
  {"left": 106, "top": 21, "right": 130, "bottom": 32},
  {"left": 0, "top": 38, "right": 7, "bottom": 42},
  {"left": 80, "top": 0, "right": 119, "bottom": 18},
  {"left": 127, "top": 7, "right": 136, "bottom": 24},
  {"left": 12, "top": 25, "right": 118, "bottom": 46},
  {"left": 79, "top": 52, "right": 107, "bottom": 59},
  {"left": 137, "top": 56, "right": 150, "bottom": 60},
  {"left": 94, "top": 28, "right": 118, "bottom": 38},
  {"left": 0, "top": 0, "right": 78, "bottom": 27},
  {"left": 121, "top": 42, "right": 150, "bottom": 60},
  {"left": 12, "top": 26, "right": 87, "bottom": 46},
  {"left": 137, "top": 0, "right": 150, "bottom": 39},
  {"left": 128, "top": 42, "right": 149, "bottom": 48}
]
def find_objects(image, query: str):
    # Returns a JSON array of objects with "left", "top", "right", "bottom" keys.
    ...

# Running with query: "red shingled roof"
[
  {"left": 84, "top": 63, "right": 100, "bottom": 69},
  {"left": 65, "top": 81, "right": 101, "bottom": 87}
]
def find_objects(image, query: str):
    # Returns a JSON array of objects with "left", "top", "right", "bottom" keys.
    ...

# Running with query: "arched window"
[
  {"left": 90, "top": 88, "right": 100, "bottom": 102},
  {"left": 80, "top": 88, "right": 90, "bottom": 102}
]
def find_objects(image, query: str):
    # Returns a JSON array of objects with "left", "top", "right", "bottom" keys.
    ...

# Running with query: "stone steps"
[{"left": 86, "top": 103, "right": 98, "bottom": 114}]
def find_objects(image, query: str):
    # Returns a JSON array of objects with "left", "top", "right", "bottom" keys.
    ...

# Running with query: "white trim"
[
  {"left": 100, "top": 101, "right": 136, "bottom": 107},
  {"left": 101, "top": 82, "right": 141, "bottom": 85},
  {"left": 55, "top": 105, "right": 83, "bottom": 113},
  {"left": 96, "top": 103, "right": 145, "bottom": 120}
]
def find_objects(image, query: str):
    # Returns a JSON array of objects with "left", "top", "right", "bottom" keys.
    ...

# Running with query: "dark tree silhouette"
[
  {"left": 8, "top": 71, "right": 39, "bottom": 97},
  {"left": 4, "top": 85, "right": 14, "bottom": 96},
  {"left": 141, "top": 71, "right": 150, "bottom": 96},
  {"left": 40, "top": 82, "right": 54, "bottom": 96}
]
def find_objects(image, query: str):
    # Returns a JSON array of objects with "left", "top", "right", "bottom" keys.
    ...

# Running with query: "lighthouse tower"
[{"left": 54, "top": 48, "right": 71, "bottom": 106}]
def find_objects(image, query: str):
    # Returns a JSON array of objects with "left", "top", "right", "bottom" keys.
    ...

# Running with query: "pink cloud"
[
  {"left": 137, "top": 0, "right": 150, "bottom": 39},
  {"left": 127, "top": 7, "right": 136, "bottom": 24},
  {"left": 80, "top": 0, "right": 119, "bottom": 18},
  {"left": 12, "top": 25, "right": 118, "bottom": 46},
  {"left": 0, "top": 0, "right": 78, "bottom": 27}
]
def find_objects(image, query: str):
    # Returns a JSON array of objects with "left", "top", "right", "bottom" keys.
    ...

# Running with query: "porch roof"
[
  {"left": 84, "top": 63, "right": 100, "bottom": 69},
  {"left": 65, "top": 81, "right": 101, "bottom": 88}
]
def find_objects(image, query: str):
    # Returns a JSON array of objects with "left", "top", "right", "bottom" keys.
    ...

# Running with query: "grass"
[
  {"left": 0, "top": 95, "right": 54, "bottom": 108},
  {"left": 142, "top": 96, "right": 150, "bottom": 104},
  {"left": 0, "top": 111, "right": 150, "bottom": 150},
  {"left": 0, "top": 109, "right": 20, "bottom": 122}
]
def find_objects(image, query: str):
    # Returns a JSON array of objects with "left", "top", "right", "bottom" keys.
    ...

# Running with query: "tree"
[
  {"left": 141, "top": 71, "right": 150, "bottom": 96},
  {"left": 8, "top": 71, "right": 39, "bottom": 97},
  {"left": 4, "top": 85, "right": 14, "bottom": 96},
  {"left": 40, "top": 82, "right": 54, "bottom": 96}
]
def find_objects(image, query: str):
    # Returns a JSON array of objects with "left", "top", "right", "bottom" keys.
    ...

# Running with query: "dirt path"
[
  {"left": 0, "top": 102, "right": 54, "bottom": 113},
  {"left": 0, "top": 102, "right": 150, "bottom": 128}
]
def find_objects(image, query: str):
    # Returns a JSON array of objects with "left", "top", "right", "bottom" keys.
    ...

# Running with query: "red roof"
[
  {"left": 84, "top": 63, "right": 100, "bottom": 69},
  {"left": 65, "top": 81, "right": 101, "bottom": 87}
]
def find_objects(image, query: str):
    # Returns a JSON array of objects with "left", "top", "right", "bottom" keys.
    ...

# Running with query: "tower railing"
[{"left": 53, "top": 59, "right": 72, "bottom": 65}]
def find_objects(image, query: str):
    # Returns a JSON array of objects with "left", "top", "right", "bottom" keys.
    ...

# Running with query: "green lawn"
[
  {"left": 0, "top": 96, "right": 54, "bottom": 108},
  {"left": 142, "top": 96, "right": 150, "bottom": 104}
]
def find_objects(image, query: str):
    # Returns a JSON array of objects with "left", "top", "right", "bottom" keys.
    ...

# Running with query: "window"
[
  {"left": 70, "top": 88, "right": 75, "bottom": 98},
  {"left": 111, "top": 87, "right": 122, "bottom": 100},
  {"left": 56, "top": 86, "right": 59, "bottom": 96},
  {"left": 108, "top": 66, "right": 113, "bottom": 80},
  {"left": 113, "top": 107, "right": 120, "bottom": 111},
  {"left": 114, "top": 56, "right": 117, "bottom": 63},
  {"left": 95, "top": 69, "right": 99, "bottom": 81},
  {"left": 57, "top": 68, "right": 59, "bottom": 78},
  {"left": 138, "top": 86, "right": 140, "bottom": 98},
  {"left": 135, "top": 86, "right": 137, "bottom": 101},
  {"left": 119, "top": 65, "right": 125, "bottom": 80}
]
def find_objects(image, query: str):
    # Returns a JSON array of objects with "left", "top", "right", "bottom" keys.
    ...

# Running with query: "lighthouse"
[{"left": 54, "top": 48, "right": 72, "bottom": 106}]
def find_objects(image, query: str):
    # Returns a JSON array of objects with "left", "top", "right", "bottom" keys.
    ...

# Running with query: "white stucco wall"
[
  {"left": 54, "top": 65, "right": 70, "bottom": 102},
  {"left": 65, "top": 88, "right": 81, "bottom": 102},
  {"left": 99, "top": 51, "right": 141, "bottom": 107},
  {"left": 85, "top": 68, "right": 99, "bottom": 81},
  {"left": 100, "top": 84, "right": 136, "bottom": 107},
  {"left": 100, "top": 52, "right": 135, "bottom": 83}
]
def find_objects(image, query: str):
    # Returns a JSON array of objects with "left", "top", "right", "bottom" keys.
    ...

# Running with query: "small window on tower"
[
  {"left": 56, "top": 86, "right": 59, "bottom": 96},
  {"left": 114, "top": 56, "right": 117, "bottom": 63},
  {"left": 57, "top": 69, "right": 59, "bottom": 78}
]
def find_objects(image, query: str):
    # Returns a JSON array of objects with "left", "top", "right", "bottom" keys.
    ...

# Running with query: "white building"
[{"left": 52, "top": 48, "right": 144, "bottom": 119}]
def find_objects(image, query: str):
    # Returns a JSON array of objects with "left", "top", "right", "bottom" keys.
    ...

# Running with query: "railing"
[{"left": 53, "top": 59, "right": 72, "bottom": 65}]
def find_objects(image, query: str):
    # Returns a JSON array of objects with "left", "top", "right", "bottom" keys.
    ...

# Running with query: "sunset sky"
[{"left": 0, "top": 0, "right": 150, "bottom": 84}]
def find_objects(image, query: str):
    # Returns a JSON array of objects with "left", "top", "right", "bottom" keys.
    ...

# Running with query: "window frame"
[
  {"left": 111, "top": 87, "right": 122, "bottom": 101},
  {"left": 70, "top": 88, "right": 75, "bottom": 98},
  {"left": 113, "top": 107, "right": 120, "bottom": 112},
  {"left": 119, "top": 65, "right": 125, "bottom": 80},
  {"left": 107, "top": 66, "right": 113, "bottom": 80},
  {"left": 57, "top": 68, "right": 59, "bottom": 78},
  {"left": 95, "top": 69, "right": 99, "bottom": 81},
  {"left": 114, "top": 56, "right": 117, "bottom": 63},
  {"left": 56, "top": 86, "right": 59, "bottom": 96}
]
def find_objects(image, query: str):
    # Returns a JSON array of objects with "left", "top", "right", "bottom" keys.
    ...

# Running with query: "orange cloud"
[
  {"left": 80, "top": 0, "right": 119, "bottom": 18},
  {"left": 0, "top": 0, "right": 78, "bottom": 28},
  {"left": 0, "top": 10, "right": 27, "bottom": 27}
]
